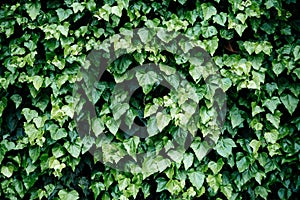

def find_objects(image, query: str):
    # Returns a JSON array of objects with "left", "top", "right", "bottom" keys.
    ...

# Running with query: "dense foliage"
[{"left": 0, "top": 0, "right": 300, "bottom": 199}]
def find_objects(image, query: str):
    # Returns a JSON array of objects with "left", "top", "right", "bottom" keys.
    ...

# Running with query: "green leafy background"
[{"left": 0, "top": 0, "right": 300, "bottom": 199}]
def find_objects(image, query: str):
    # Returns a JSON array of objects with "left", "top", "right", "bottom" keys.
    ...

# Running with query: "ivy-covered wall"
[{"left": 0, "top": 0, "right": 299, "bottom": 199}]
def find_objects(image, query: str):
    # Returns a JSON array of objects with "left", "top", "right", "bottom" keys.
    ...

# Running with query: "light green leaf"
[
  {"left": 1, "top": 165, "right": 14, "bottom": 178},
  {"left": 236, "top": 156, "right": 250, "bottom": 172},
  {"left": 229, "top": 106, "right": 244, "bottom": 128},
  {"left": 58, "top": 189, "right": 79, "bottom": 200},
  {"left": 10, "top": 94, "right": 22, "bottom": 109},
  {"left": 221, "top": 185, "right": 233, "bottom": 200},
  {"left": 208, "top": 158, "right": 224, "bottom": 174},
  {"left": 25, "top": 2, "right": 41, "bottom": 20},
  {"left": 188, "top": 171, "right": 205, "bottom": 190},
  {"left": 266, "top": 111, "right": 281, "bottom": 129},
  {"left": 92, "top": 118, "right": 105, "bottom": 137},
  {"left": 293, "top": 45, "right": 300, "bottom": 61},
  {"left": 249, "top": 139, "right": 261, "bottom": 153},
  {"left": 106, "top": 117, "right": 120, "bottom": 135},
  {"left": 144, "top": 103, "right": 159, "bottom": 118},
  {"left": 51, "top": 128, "right": 67, "bottom": 141},
  {"left": 156, "top": 112, "right": 171, "bottom": 132},
  {"left": 280, "top": 94, "right": 299, "bottom": 115},
  {"left": 254, "top": 186, "right": 269, "bottom": 200},
  {"left": 56, "top": 8, "right": 73, "bottom": 22},
  {"left": 201, "top": 3, "right": 217, "bottom": 21},
  {"left": 136, "top": 70, "right": 159, "bottom": 94},
  {"left": 264, "top": 129, "right": 279, "bottom": 144},
  {"left": 262, "top": 97, "right": 281, "bottom": 114},
  {"left": 32, "top": 76, "right": 43, "bottom": 91},
  {"left": 22, "top": 108, "right": 38, "bottom": 122},
  {"left": 206, "top": 174, "right": 222, "bottom": 193},
  {"left": 183, "top": 153, "right": 194, "bottom": 170},
  {"left": 72, "top": 2, "right": 85, "bottom": 13},
  {"left": 214, "top": 138, "right": 236, "bottom": 158}
]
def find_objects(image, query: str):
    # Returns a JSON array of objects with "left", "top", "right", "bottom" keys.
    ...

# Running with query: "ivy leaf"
[
  {"left": 280, "top": 94, "right": 299, "bottom": 115},
  {"left": 71, "top": 2, "right": 85, "bottom": 13},
  {"left": 51, "top": 128, "right": 67, "bottom": 141},
  {"left": 22, "top": 108, "right": 38, "bottom": 122},
  {"left": 249, "top": 139, "right": 261, "bottom": 154},
  {"left": 236, "top": 156, "right": 250, "bottom": 173},
  {"left": 188, "top": 171, "right": 205, "bottom": 190},
  {"left": 264, "top": 130, "right": 279, "bottom": 144},
  {"left": 266, "top": 111, "right": 281, "bottom": 129},
  {"left": 183, "top": 153, "right": 194, "bottom": 170},
  {"left": 32, "top": 76, "right": 43, "bottom": 91},
  {"left": 255, "top": 186, "right": 270, "bottom": 200},
  {"left": 262, "top": 97, "right": 281, "bottom": 114},
  {"left": 56, "top": 8, "right": 73, "bottom": 22},
  {"left": 156, "top": 112, "right": 171, "bottom": 132},
  {"left": 10, "top": 94, "right": 22, "bottom": 109},
  {"left": 201, "top": 3, "right": 217, "bottom": 21},
  {"left": 156, "top": 177, "right": 167, "bottom": 192},
  {"left": 229, "top": 106, "right": 244, "bottom": 128},
  {"left": 293, "top": 45, "right": 300, "bottom": 61},
  {"left": 111, "top": 103, "right": 129, "bottom": 120},
  {"left": 214, "top": 138, "right": 236, "bottom": 158},
  {"left": 25, "top": 2, "right": 41, "bottom": 20},
  {"left": 208, "top": 158, "right": 224, "bottom": 174},
  {"left": 58, "top": 189, "right": 79, "bottom": 200},
  {"left": 92, "top": 118, "right": 105, "bottom": 137},
  {"left": 1, "top": 165, "right": 14, "bottom": 178},
  {"left": 136, "top": 70, "right": 159, "bottom": 94}
]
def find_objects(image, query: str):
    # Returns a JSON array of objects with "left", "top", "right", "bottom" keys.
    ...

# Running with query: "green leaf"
[
  {"left": 206, "top": 174, "right": 222, "bottom": 193},
  {"left": 10, "top": 94, "right": 22, "bottom": 109},
  {"left": 214, "top": 138, "right": 236, "bottom": 158},
  {"left": 201, "top": 3, "right": 217, "bottom": 21},
  {"left": 249, "top": 139, "right": 261, "bottom": 153},
  {"left": 92, "top": 118, "right": 105, "bottom": 137},
  {"left": 58, "top": 189, "right": 79, "bottom": 200},
  {"left": 272, "top": 61, "right": 284, "bottom": 76},
  {"left": 64, "top": 140, "right": 81, "bottom": 158},
  {"left": 147, "top": 116, "right": 160, "bottom": 137},
  {"left": 264, "top": 129, "right": 279, "bottom": 144},
  {"left": 183, "top": 153, "right": 194, "bottom": 170},
  {"left": 213, "top": 12, "right": 227, "bottom": 26},
  {"left": 262, "top": 97, "right": 281, "bottom": 114},
  {"left": 0, "top": 97, "right": 7, "bottom": 117},
  {"left": 136, "top": 70, "right": 159, "bottom": 94},
  {"left": 229, "top": 106, "right": 244, "bottom": 128},
  {"left": 51, "top": 128, "right": 67, "bottom": 141},
  {"left": 208, "top": 158, "right": 224, "bottom": 174},
  {"left": 1, "top": 165, "right": 14, "bottom": 178},
  {"left": 166, "top": 179, "right": 183, "bottom": 195},
  {"left": 254, "top": 186, "right": 269, "bottom": 200},
  {"left": 280, "top": 94, "right": 299, "bottom": 115},
  {"left": 266, "top": 111, "right": 281, "bottom": 129},
  {"left": 32, "top": 76, "right": 43, "bottom": 91},
  {"left": 144, "top": 103, "right": 159, "bottom": 118},
  {"left": 293, "top": 45, "right": 300, "bottom": 61},
  {"left": 156, "top": 112, "right": 171, "bottom": 132},
  {"left": 188, "top": 171, "right": 205, "bottom": 190},
  {"left": 220, "top": 185, "right": 233, "bottom": 200},
  {"left": 236, "top": 156, "right": 250, "bottom": 173},
  {"left": 22, "top": 108, "right": 38, "bottom": 122},
  {"left": 25, "top": 2, "right": 41, "bottom": 20},
  {"left": 156, "top": 177, "right": 167, "bottom": 192},
  {"left": 56, "top": 8, "right": 73, "bottom": 22},
  {"left": 111, "top": 103, "right": 129, "bottom": 120},
  {"left": 71, "top": 2, "right": 85, "bottom": 13},
  {"left": 106, "top": 117, "right": 120, "bottom": 135}
]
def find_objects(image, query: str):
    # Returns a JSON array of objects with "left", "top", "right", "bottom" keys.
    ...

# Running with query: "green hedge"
[{"left": 0, "top": 0, "right": 300, "bottom": 199}]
